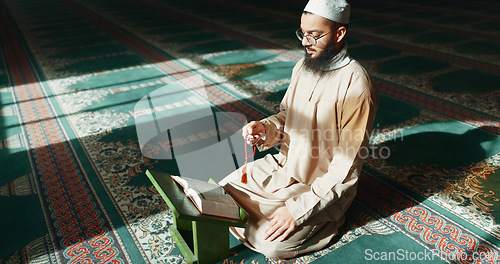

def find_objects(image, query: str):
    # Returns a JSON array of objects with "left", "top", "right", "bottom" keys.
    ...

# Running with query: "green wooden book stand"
[{"left": 146, "top": 170, "right": 248, "bottom": 264}]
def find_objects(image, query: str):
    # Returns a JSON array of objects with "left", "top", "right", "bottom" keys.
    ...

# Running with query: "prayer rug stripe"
[
  {"left": 59, "top": 0, "right": 270, "bottom": 122},
  {"left": 358, "top": 170, "right": 500, "bottom": 262},
  {"left": 0, "top": 2, "right": 141, "bottom": 263},
  {"left": 363, "top": 0, "right": 500, "bottom": 23},
  {"left": 353, "top": 10, "right": 500, "bottom": 43}
]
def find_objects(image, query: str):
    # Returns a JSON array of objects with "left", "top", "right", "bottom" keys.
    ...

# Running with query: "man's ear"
[{"left": 336, "top": 26, "right": 347, "bottom": 42}]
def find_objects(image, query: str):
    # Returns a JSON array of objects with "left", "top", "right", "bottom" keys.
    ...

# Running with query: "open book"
[{"left": 171, "top": 175, "right": 241, "bottom": 220}]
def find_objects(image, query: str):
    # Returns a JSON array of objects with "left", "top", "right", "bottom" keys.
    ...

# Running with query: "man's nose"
[{"left": 302, "top": 37, "right": 311, "bottom": 47}]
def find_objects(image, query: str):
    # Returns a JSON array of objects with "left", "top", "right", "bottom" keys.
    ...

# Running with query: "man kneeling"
[{"left": 219, "top": 0, "right": 379, "bottom": 259}]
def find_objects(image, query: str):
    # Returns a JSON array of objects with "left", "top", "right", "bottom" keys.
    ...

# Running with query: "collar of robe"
[{"left": 324, "top": 43, "right": 354, "bottom": 71}]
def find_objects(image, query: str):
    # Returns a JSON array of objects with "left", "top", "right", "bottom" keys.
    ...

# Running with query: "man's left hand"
[{"left": 263, "top": 206, "right": 297, "bottom": 242}]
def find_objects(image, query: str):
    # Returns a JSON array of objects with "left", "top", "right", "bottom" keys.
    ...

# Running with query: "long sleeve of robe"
[
  {"left": 220, "top": 58, "right": 378, "bottom": 258},
  {"left": 258, "top": 58, "right": 378, "bottom": 225}
]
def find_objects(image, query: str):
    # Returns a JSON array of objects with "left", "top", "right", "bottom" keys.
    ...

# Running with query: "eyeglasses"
[{"left": 295, "top": 29, "right": 332, "bottom": 46}]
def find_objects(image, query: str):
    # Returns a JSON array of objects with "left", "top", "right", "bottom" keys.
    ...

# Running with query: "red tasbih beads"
[{"left": 241, "top": 142, "right": 256, "bottom": 184}]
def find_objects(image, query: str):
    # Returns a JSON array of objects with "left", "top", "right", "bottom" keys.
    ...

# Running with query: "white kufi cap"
[{"left": 303, "top": 0, "right": 350, "bottom": 24}]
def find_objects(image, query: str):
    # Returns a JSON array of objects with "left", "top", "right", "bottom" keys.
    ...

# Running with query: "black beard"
[{"left": 303, "top": 43, "right": 338, "bottom": 75}]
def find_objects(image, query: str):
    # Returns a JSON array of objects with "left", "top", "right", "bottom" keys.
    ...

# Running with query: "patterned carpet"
[{"left": 0, "top": 0, "right": 499, "bottom": 263}]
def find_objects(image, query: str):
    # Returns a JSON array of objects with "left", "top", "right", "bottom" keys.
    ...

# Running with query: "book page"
[
  {"left": 177, "top": 176, "right": 225, "bottom": 196},
  {"left": 185, "top": 188, "right": 203, "bottom": 209},
  {"left": 172, "top": 175, "right": 239, "bottom": 219},
  {"left": 200, "top": 191, "right": 238, "bottom": 206}
]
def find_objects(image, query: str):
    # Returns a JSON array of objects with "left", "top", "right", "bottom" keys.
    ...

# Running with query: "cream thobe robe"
[{"left": 220, "top": 58, "right": 379, "bottom": 259}]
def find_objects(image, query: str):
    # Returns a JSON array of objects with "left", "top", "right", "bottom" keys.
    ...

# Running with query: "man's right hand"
[{"left": 242, "top": 121, "right": 265, "bottom": 146}]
